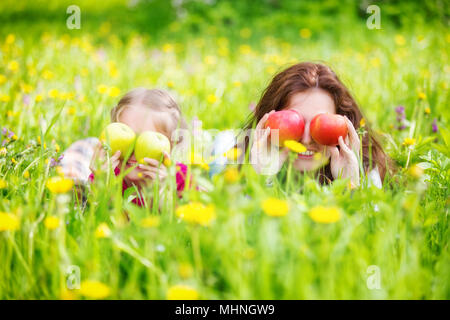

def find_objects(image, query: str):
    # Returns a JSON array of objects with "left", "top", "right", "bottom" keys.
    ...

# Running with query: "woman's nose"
[{"left": 301, "top": 122, "right": 312, "bottom": 144}]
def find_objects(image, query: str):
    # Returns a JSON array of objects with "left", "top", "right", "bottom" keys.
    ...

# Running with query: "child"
[
  {"left": 246, "top": 62, "right": 393, "bottom": 188},
  {"left": 60, "top": 88, "right": 188, "bottom": 206}
]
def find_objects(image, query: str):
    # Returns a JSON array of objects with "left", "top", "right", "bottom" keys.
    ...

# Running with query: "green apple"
[
  {"left": 134, "top": 131, "right": 171, "bottom": 164},
  {"left": 100, "top": 122, "right": 136, "bottom": 159}
]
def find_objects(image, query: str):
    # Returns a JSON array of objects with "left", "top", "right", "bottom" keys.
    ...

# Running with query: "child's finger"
[
  {"left": 111, "top": 150, "right": 121, "bottom": 161},
  {"left": 143, "top": 157, "right": 160, "bottom": 167}
]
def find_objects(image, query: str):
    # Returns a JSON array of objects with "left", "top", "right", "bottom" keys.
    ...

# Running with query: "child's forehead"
[{"left": 118, "top": 104, "right": 172, "bottom": 136}]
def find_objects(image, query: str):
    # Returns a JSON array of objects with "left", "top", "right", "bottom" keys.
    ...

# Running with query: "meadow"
[{"left": 0, "top": 0, "right": 449, "bottom": 299}]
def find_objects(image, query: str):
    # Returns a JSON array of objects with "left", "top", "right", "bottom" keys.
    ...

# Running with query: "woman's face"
[{"left": 285, "top": 88, "right": 336, "bottom": 172}]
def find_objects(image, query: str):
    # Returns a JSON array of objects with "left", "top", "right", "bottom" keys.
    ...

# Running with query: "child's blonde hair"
[{"left": 111, "top": 88, "right": 188, "bottom": 142}]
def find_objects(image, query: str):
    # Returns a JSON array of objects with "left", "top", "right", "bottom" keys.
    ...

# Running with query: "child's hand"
[
  {"left": 137, "top": 151, "right": 170, "bottom": 182},
  {"left": 89, "top": 142, "right": 121, "bottom": 174},
  {"left": 329, "top": 116, "right": 361, "bottom": 188},
  {"left": 250, "top": 111, "right": 289, "bottom": 175}
]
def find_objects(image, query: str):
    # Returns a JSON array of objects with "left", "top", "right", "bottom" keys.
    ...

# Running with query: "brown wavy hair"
[{"left": 244, "top": 62, "right": 393, "bottom": 183}]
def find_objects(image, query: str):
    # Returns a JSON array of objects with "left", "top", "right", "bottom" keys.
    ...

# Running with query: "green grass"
[{"left": 0, "top": 0, "right": 449, "bottom": 299}]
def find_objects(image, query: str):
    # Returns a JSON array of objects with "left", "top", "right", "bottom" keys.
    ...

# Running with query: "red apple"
[
  {"left": 264, "top": 110, "right": 305, "bottom": 146},
  {"left": 310, "top": 113, "right": 348, "bottom": 146}
]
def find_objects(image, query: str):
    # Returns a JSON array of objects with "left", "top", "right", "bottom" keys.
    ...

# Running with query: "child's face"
[
  {"left": 118, "top": 105, "right": 172, "bottom": 184},
  {"left": 285, "top": 88, "right": 336, "bottom": 172}
]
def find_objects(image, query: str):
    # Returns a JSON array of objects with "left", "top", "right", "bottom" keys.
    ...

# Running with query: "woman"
[{"left": 245, "top": 62, "right": 392, "bottom": 187}]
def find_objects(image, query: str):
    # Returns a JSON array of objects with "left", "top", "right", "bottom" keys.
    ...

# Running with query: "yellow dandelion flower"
[
  {"left": 46, "top": 176, "right": 74, "bottom": 194},
  {"left": 0, "top": 178, "right": 7, "bottom": 188},
  {"left": 109, "top": 66, "right": 118, "bottom": 78},
  {"left": 60, "top": 288, "right": 78, "bottom": 300},
  {"left": 108, "top": 86, "right": 120, "bottom": 97},
  {"left": 313, "top": 152, "right": 323, "bottom": 161},
  {"left": 370, "top": 57, "right": 381, "bottom": 68},
  {"left": 35, "top": 94, "right": 43, "bottom": 102},
  {"left": 395, "top": 34, "right": 406, "bottom": 46},
  {"left": 204, "top": 55, "right": 217, "bottom": 65},
  {"left": 12, "top": 134, "right": 18, "bottom": 141},
  {"left": 176, "top": 202, "right": 216, "bottom": 226},
  {"left": 239, "top": 44, "right": 252, "bottom": 55},
  {"left": 0, "top": 212, "right": 20, "bottom": 231},
  {"left": 79, "top": 280, "right": 111, "bottom": 299},
  {"left": 141, "top": 216, "right": 160, "bottom": 228},
  {"left": 299, "top": 28, "right": 312, "bottom": 39},
  {"left": 402, "top": 137, "right": 416, "bottom": 146},
  {"left": 360, "top": 118, "right": 366, "bottom": 127},
  {"left": 224, "top": 167, "right": 240, "bottom": 183},
  {"left": 418, "top": 92, "right": 426, "bottom": 100},
  {"left": 23, "top": 170, "right": 30, "bottom": 179},
  {"left": 11, "top": 158, "right": 17, "bottom": 164},
  {"left": 80, "top": 68, "right": 89, "bottom": 77},
  {"left": 207, "top": 94, "right": 218, "bottom": 104},
  {"left": 167, "top": 81, "right": 174, "bottom": 88},
  {"left": 42, "top": 69, "right": 54, "bottom": 80},
  {"left": 0, "top": 94, "right": 11, "bottom": 102},
  {"left": 48, "top": 89, "right": 59, "bottom": 99},
  {"left": 167, "top": 285, "right": 199, "bottom": 300},
  {"left": 60, "top": 92, "right": 75, "bottom": 100},
  {"left": 95, "top": 223, "right": 112, "bottom": 238},
  {"left": 0, "top": 148, "right": 6, "bottom": 157},
  {"left": 21, "top": 83, "right": 33, "bottom": 93},
  {"left": 308, "top": 206, "right": 341, "bottom": 224},
  {"left": 261, "top": 198, "right": 289, "bottom": 217},
  {"left": 178, "top": 263, "right": 194, "bottom": 279},
  {"left": 266, "top": 66, "right": 276, "bottom": 74},
  {"left": 97, "top": 84, "right": 108, "bottom": 94},
  {"left": 162, "top": 43, "right": 174, "bottom": 53},
  {"left": 407, "top": 164, "right": 424, "bottom": 179},
  {"left": 0, "top": 74, "right": 6, "bottom": 85},
  {"left": 233, "top": 81, "right": 241, "bottom": 87},
  {"left": 44, "top": 216, "right": 60, "bottom": 230},
  {"left": 67, "top": 107, "right": 76, "bottom": 116},
  {"left": 284, "top": 140, "right": 307, "bottom": 153},
  {"left": 224, "top": 147, "right": 242, "bottom": 161},
  {"left": 8, "top": 60, "right": 19, "bottom": 72},
  {"left": 424, "top": 107, "right": 431, "bottom": 114},
  {"left": 5, "top": 34, "right": 15, "bottom": 45}
]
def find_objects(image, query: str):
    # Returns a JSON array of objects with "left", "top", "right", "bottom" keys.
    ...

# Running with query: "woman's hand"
[
  {"left": 89, "top": 142, "right": 121, "bottom": 174},
  {"left": 250, "top": 110, "right": 289, "bottom": 175},
  {"left": 137, "top": 151, "right": 170, "bottom": 183},
  {"left": 329, "top": 116, "right": 361, "bottom": 188}
]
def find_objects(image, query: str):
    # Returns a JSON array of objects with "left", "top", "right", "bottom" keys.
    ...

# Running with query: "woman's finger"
[
  {"left": 338, "top": 136, "right": 352, "bottom": 156},
  {"left": 344, "top": 116, "right": 360, "bottom": 151},
  {"left": 329, "top": 146, "right": 339, "bottom": 161},
  {"left": 255, "top": 110, "right": 275, "bottom": 130}
]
